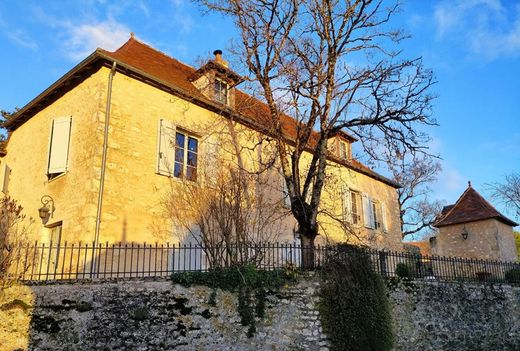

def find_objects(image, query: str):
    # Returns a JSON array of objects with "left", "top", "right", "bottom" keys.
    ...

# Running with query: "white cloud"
[
  {"left": 433, "top": 0, "right": 520, "bottom": 60},
  {"left": 6, "top": 29, "right": 38, "bottom": 50},
  {"left": 31, "top": 6, "right": 130, "bottom": 61},
  {"left": 64, "top": 19, "right": 130, "bottom": 60}
]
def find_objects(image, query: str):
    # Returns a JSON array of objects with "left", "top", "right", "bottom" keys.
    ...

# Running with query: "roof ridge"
[{"left": 436, "top": 185, "right": 472, "bottom": 224}]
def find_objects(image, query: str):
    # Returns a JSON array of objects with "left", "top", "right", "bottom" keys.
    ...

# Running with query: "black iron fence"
[{"left": 2, "top": 241, "right": 519, "bottom": 285}]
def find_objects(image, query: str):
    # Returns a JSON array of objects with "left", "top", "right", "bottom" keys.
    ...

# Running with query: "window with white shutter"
[
  {"left": 1, "top": 163, "right": 11, "bottom": 194},
  {"left": 381, "top": 202, "right": 388, "bottom": 233},
  {"left": 157, "top": 120, "right": 199, "bottom": 182},
  {"left": 362, "top": 193, "right": 374, "bottom": 229},
  {"left": 47, "top": 117, "right": 72, "bottom": 179},
  {"left": 343, "top": 186, "right": 352, "bottom": 223},
  {"left": 204, "top": 137, "right": 219, "bottom": 186},
  {"left": 281, "top": 176, "right": 291, "bottom": 208},
  {"left": 157, "top": 119, "right": 175, "bottom": 176}
]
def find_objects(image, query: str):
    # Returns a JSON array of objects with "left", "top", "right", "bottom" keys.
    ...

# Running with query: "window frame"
[
  {"left": 173, "top": 130, "right": 199, "bottom": 182},
  {"left": 350, "top": 190, "right": 362, "bottom": 225},
  {"left": 214, "top": 78, "right": 228, "bottom": 104},
  {"left": 339, "top": 140, "right": 349, "bottom": 160}
]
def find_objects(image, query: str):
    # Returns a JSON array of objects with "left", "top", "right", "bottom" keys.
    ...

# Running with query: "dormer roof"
[
  {"left": 189, "top": 50, "right": 243, "bottom": 85},
  {"left": 433, "top": 183, "right": 518, "bottom": 228}
]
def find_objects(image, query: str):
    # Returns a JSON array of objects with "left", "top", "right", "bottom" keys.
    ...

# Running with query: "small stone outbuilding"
[{"left": 430, "top": 183, "right": 518, "bottom": 261}]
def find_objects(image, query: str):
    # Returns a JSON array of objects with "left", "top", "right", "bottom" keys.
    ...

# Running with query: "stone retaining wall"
[
  {"left": 388, "top": 280, "right": 520, "bottom": 350},
  {"left": 1, "top": 277, "right": 328, "bottom": 351},
  {"left": 1, "top": 277, "right": 519, "bottom": 350}
]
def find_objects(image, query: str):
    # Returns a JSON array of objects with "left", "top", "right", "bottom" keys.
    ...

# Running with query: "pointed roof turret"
[{"left": 433, "top": 182, "right": 518, "bottom": 227}]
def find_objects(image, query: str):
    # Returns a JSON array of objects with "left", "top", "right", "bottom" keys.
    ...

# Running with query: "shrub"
[
  {"left": 319, "top": 244, "right": 394, "bottom": 351},
  {"left": 395, "top": 263, "right": 412, "bottom": 279},
  {"left": 505, "top": 267, "right": 520, "bottom": 284}
]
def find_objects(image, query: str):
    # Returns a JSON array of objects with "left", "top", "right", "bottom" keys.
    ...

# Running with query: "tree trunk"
[{"left": 300, "top": 230, "right": 316, "bottom": 270}]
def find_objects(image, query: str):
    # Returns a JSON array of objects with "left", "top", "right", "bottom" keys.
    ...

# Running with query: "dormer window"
[
  {"left": 214, "top": 78, "right": 228, "bottom": 104},
  {"left": 339, "top": 140, "right": 349, "bottom": 160},
  {"left": 189, "top": 50, "right": 243, "bottom": 108}
]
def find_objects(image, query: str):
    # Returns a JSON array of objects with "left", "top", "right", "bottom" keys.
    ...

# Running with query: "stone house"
[
  {"left": 0, "top": 36, "right": 402, "bottom": 251},
  {"left": 429, "top": 183, "right": 518, "bottom": 261}
]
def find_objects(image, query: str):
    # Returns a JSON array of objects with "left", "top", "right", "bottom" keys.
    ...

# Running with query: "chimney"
[{"left": 213, "top": 49, "right": 228, "bottom": 67}]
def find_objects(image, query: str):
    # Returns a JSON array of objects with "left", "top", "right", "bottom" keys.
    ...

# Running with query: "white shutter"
[
  {"left": 157, "top": 119, "right": 175, "bottom": 176},
  {"left": 362, "top": 193, "right": 374, "bottom": 229},
  {"left": 343, "top": 186, "right": 352, "bottom": 223},
  {"left": 48, "top": 117, "right": 72, "bottom": 174},
  {"left": 282, "top": 176, "right": 291, "bottom": 207},
  {"left": 205, "top": 136, "right": 219, "bottom": 186},
  {"left": 381, "top": 202, "right": 388, "bottom": 233},
  {"left": 1, "top": 163, "right": 10, "bottom": 194}
]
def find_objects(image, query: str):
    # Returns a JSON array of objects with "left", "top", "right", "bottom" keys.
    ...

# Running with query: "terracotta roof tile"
[{"left": 433, "top": 185, "right": 518, "bottom": 227}]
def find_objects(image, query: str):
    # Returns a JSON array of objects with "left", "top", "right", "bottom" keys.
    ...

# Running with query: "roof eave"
[
  {"left": 3, "top": 51, "right": 109, "bottom": 131},
  {"left": 434, "top": 216, "right": 518, "bottom": 228},
  {"left": 4, "top": 48, "right": 401, "bottom": 189}
]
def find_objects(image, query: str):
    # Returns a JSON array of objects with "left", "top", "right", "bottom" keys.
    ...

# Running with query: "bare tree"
[
  {"left": 0, "top": 196, "right": 34, "bottom": 283},
  {"left": 488, "top": 172, "right": 520, "bottom": 220},
  {"left": 384, "top": 152, "right": 443, "bottom": 238},
  {"left": 163, "top": 168, "right": 287, "bottom": 268},
  {"left": 156, "top": 116, "right": 288, "bottom": 268},
  {"left": 198, "top": 0, "right": 436, "bottom": 266}
]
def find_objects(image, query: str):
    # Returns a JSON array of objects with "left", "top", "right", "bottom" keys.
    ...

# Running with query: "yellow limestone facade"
[{"left": 1, "top": 54, "right": 402, "bottom": 251}]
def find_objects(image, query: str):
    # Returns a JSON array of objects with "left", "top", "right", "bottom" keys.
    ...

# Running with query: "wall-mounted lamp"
[
  {"left": 38, "top": 195, "right": 55, "bottom": 224},
  {"left": 461, "top": 225, "right": 469, "bottom": 240}
]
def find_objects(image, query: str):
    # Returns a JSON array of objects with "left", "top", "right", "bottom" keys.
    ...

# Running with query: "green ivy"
[
  {"left": 171, "top": 264, "right": 297, "bottom": 337},
  {"left": 319, "top": 244, "right": 394, "bottom": 351}
]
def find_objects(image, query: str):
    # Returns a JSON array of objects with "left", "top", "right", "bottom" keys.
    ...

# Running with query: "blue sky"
[{"left": 0, "top": 0, "right": 519, "bottom": 220}]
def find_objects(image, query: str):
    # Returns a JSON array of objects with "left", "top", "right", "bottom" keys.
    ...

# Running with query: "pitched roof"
[
  {"left": 433, "top": 184, "right": 518, "bottom": 227},
  {"left": 3, "top": 36, "right": 399, "bottom": 188}
]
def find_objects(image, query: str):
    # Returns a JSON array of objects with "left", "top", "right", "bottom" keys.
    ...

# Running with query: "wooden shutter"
[
  {"left": 343, "top": 186, "right": 352, "bottom": 223},
  {"left": 1, "top": 163, "right": 10, "bottom": 194},
  {"left": 381, "top": 202, "right": 388, "bottom": 233},
  {"left": 157, "top": 119, "right": 175, "bottom": 176},
  {"left": 204, "top": 136, "right": 219, "bottom": 186},
  {"left": 282, "top": 176, "right": 291, "bottom": 207},
  {"left": 362, "top": 193, "right": 374, "bottom": 229},
  {"left": 48, "top": 117, "right": 72, "bottom": 174}
]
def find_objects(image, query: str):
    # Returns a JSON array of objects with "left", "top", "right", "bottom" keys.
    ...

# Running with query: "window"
[
  {"left": 174, "top": 132, "right": 198, "bottom": 181},
  {"left": 0, "top": 163, "right": 11, "bottom": 194},
  {"left": 47, "top": 117, "right": 72, "bottom": 179},
  {"left": 372, "top": 201, "right": 382, "bottom": 230},
  {"left": 343, "top": 188, "right": 362, "bottom": 225},
  {"left": 361, "top": 194, "right": 387, "bottom": 232},
  {"left": 157, "top": 119, "right": 198, "bottom": 182},
  {"left": 281, "top": 176, "right": 291, "bottom": 208},
  {"left": 214, "top": 79, "right": 228, "bottom": 104},
  {"left": 339, "top": 141, "right": 349, "bottom": 160}
]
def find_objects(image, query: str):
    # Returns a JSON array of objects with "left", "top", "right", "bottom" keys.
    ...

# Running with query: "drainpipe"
[{"left": 93, "top": 61, "right": 117, "bottom": 276}]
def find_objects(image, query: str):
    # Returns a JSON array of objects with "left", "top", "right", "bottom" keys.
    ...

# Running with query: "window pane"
[
  {"left": 174, "top": 162, "right": 183, "bottom": 178},
  {"left": 175, "top": 147, "right": 184, "bottom": 163},
  {"left": 188, "top": 137, "right": 198, "bottom": 152},
  {"left": 187, "top": 151, "right": 197, "bottom": 167},
  {"left": 186, "top": 166, "right": 197, "bottom": 181},
  {"left": 176, "top": 132, "right": 185, "bottom": 148}
]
